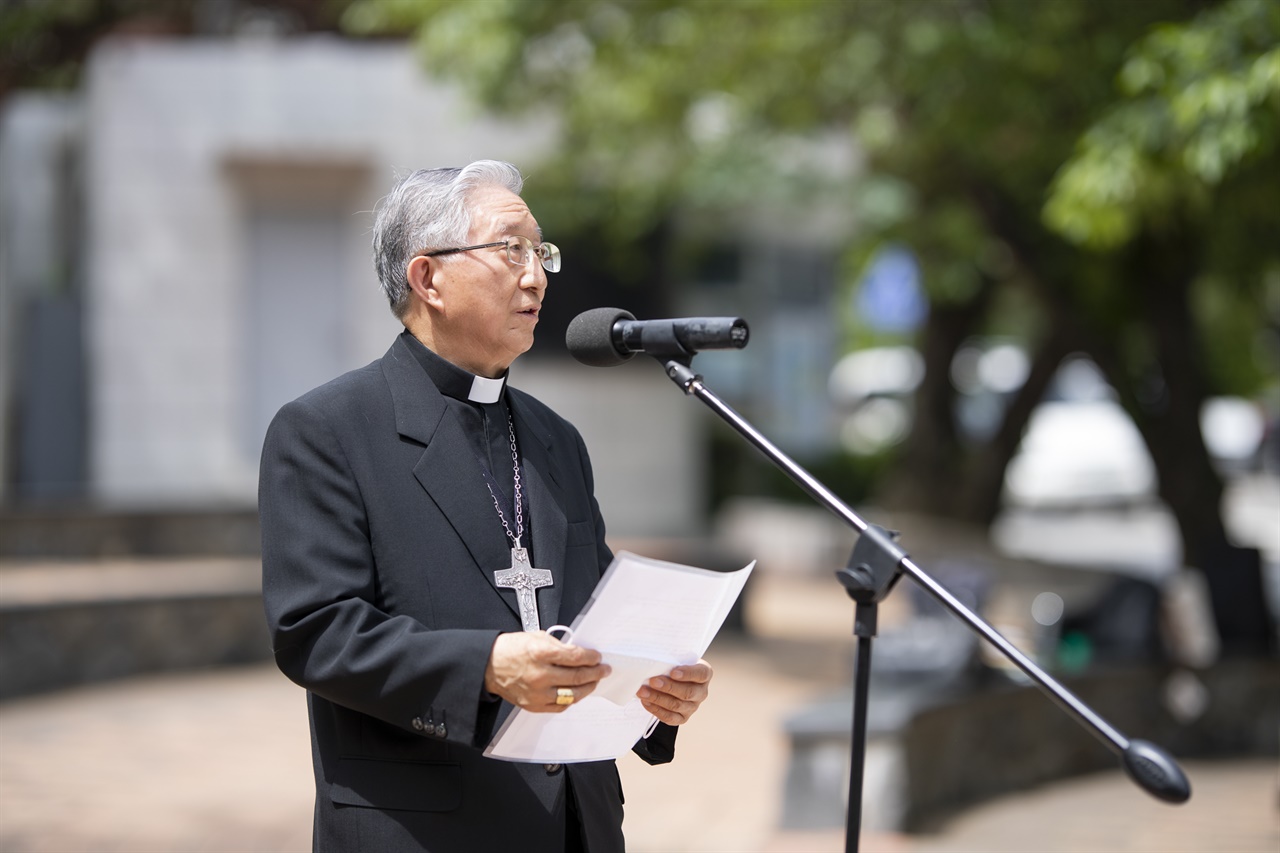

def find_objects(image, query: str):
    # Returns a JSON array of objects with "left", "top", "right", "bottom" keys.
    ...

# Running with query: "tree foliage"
[
  {"left": 1046, "top": 0, "right": 1280, "bottom": 250},
  {"left": 1043, "top": 0, "right": 1280, "bottom": 401},
  {"left": 344, "top": 0, "right": 1278, "bottom": 438}
]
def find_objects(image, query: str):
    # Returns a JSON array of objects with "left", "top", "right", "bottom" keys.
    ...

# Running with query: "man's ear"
[{"left": 407, "top": 254, "right": 446, "bottom": 312}]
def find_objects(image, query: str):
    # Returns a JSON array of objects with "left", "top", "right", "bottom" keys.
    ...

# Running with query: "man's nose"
[{"left": 520, "top": 262, "right": 548, "bottom": 292}]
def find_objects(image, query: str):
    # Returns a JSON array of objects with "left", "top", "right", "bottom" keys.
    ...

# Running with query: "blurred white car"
[
  {"left": 1003, "top": 357, "right": 1268, "bottom": 508},
  {"left": 1003, "top": 398, "right": 1158, "bottom": 509}
]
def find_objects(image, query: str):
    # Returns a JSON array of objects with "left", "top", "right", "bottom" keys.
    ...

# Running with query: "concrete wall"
[
  {"left": 0, "top": 559, "right": 267, "bottom": 700},
  {"left": 900, "top": 660, "right": 1280, "bottom": 829}
]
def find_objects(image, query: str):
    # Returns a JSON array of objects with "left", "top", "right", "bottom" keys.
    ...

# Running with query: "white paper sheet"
[{"left": 483, "top": 550, "right": 755, "bottom": 763}]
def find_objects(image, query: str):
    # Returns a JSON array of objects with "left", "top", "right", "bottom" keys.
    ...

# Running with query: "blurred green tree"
[{"left": 346, "top": 0, "right": 1278, "bottom": 653}]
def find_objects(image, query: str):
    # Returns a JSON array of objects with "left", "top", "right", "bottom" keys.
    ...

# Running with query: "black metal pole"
[{"left": 846, "top": 603, "right": 877, "bottom": 853}]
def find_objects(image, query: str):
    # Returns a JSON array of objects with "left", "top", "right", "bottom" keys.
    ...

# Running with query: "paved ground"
[{"left": 1, "top": 570, "right": 1276, "bottom": 852}]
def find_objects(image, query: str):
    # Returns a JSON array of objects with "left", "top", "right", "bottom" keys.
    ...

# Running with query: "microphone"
[{"left": 565, "top": 307, "right": 750, "bottom": 366}]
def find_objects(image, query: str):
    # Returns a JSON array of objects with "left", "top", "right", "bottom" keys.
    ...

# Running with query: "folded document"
[{"left": 484, "top": 550, "right": 755, "bottom": 763}]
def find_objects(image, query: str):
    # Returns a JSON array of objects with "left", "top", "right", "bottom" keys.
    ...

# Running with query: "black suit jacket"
[{"left": 259, "top": 334, "right": 675, "bottom": 852}]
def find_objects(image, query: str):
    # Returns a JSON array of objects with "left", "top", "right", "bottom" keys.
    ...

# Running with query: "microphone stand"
[{"left": 652, "top": 355, "right": 1190, "bottom": 853}]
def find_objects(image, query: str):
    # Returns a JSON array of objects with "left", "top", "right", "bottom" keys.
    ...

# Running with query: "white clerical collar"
[{"left": 468, "top": 374, "right": 506, "bottom": 404}]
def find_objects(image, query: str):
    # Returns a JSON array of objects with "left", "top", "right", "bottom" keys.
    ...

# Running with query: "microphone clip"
[{"left": 663, "top": 358, "right": 701, "bottom": 393}]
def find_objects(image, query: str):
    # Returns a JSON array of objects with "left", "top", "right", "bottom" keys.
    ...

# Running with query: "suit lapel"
[
  {"left": 381, "top": 339, "right": 520, "bottom": 624},
  {"left": 510, "top": 392, "right": 568, "bottom": 629}
]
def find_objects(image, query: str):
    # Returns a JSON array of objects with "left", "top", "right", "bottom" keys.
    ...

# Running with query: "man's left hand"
[{"left": 637, "top": 660, "right": 713, "bottom": 726}]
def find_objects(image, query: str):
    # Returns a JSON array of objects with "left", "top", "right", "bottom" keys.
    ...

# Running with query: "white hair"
[{"left": 372, "top": 160, "right": 525, "bottom": 318}]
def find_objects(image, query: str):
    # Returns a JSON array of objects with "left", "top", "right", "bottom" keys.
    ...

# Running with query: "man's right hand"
[{"left": 484, "top": 631, "right": 612, "bottom": 712}]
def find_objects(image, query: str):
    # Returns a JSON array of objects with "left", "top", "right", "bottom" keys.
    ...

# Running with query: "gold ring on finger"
[{"left": 555, "top": 688, "right": 575, "bottom": 706}]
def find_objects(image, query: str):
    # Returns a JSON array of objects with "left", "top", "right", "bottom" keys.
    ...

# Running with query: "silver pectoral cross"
[{"left": 493, "top": 547, "right": 553, "bottom": 632}]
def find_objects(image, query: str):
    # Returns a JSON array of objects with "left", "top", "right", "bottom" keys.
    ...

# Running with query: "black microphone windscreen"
[{"left": 565, "top": 307, "right": 636, "bottom": 367}]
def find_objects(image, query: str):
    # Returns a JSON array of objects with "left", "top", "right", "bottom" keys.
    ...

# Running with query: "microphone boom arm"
[{"left": 658, "top": 356, "right": 1190, "bottom": 851}]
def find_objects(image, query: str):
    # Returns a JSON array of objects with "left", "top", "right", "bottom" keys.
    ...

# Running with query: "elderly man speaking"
[{"left": 259, "top": 161, "right": 713, "bottom": 852}]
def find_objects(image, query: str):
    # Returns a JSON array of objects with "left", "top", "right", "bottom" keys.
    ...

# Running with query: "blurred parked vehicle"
[
  {"left": 830, "top": 347, "right": 1269, "bottom": 509},
  {"left": 1002, "top": 396, "right": 1157, "bottom": 509}
]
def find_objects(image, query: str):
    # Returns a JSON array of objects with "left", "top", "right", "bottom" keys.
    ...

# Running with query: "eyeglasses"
[{"left": 421, "top": 235, "right": 561, "bottom": 273}]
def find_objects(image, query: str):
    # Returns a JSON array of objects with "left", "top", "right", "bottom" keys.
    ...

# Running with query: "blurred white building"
[{"left": 0, "top": 35, "right": 714, "bottom": 539}]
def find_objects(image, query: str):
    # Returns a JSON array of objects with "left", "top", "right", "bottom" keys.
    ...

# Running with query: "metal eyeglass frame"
[{"left": 421, "top": 236, "right": 561, "bottom": 273}]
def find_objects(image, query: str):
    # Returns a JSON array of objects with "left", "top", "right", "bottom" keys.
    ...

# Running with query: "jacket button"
[
  {"left": 544, "top": 763, "right": 561, "bottom": 774},
  {"left": 411, "top": 717, "right": 424, "bottom": 731},
  {"left": 435, "top": 724, "right": 447, "bottom": 738},
  {"left": 425, "top": 722, "right": 436, "bottom": 735}
]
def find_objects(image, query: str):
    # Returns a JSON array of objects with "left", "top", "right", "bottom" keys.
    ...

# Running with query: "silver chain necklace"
[{"left": 485, "top": 412, "right": 524, "bottom": 548}]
